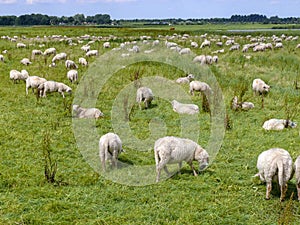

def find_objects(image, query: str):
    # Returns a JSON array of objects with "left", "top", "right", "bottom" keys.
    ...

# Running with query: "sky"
[{"left": 0, "top": 0, "right": 299, "bottom": 20}]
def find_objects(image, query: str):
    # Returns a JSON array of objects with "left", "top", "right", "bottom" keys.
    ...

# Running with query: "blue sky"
[{"left": 0, "top": 0, "right": 299, "bottom": 19}]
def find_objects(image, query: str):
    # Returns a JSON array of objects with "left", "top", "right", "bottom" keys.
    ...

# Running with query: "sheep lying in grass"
[
  {"left": 189, "top": 81, "right": 212, "bottom": 96},
  {"left": 10, "top": 69, "right": 29, "bottom": 83},
  {"left": 136, "top": 87, "right": 154, "bottom": 109},
  {"left": 252, "top": 78, "right": 270, "bottom": 95},
  {"left": 171, "top": 100, "right": 199, "bottom": 115},
  {"left": 231, "top": 96, "right": 254, "bottom": 110},
  {"left": 72, "top": 105, "right": 104, "bottom": 119},
  {"left": 38, "top": 81, "right": 72, "bottom": 98},
  {"left": 294, "top": 156, "right": 300, "bottom": 201},
  {"left": 154, "top": 136, "right": 209, "bottom": 182},
  {"left": 67, "top": 70, "right": 78, "bottom": 83},
  {"left": 262, "top": 119, "right": 297, "bottom": 131},
  {"left": 99, "top": 133, "right": 123, "bottom": 172},
  {"left": 26, "top": 76, "right": 47, "bottom": 95},
  {"left": 254, "top": 148, "right": 293, "bottom": 201},
  {"left": 176, "top": 74, "right": 194, "bottom": 84}
]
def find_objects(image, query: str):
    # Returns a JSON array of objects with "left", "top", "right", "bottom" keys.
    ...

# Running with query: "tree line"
[{"left": 0, "top": 13, "right": 300, "bottom": 26}]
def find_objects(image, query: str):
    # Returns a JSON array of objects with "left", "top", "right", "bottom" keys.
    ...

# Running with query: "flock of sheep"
[{"left": 1, "top": 30, "right": 299, "bottom": 199}]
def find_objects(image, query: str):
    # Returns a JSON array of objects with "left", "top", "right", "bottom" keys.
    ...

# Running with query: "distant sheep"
[
  {"left": 86, "top": 50, "right": 98, "bottom": 57},
  {"left": 43, "top": 47, "right": 56, "bottom": 56},
  {"left": 17, "top": 43, "right": 26, "bottom": 48},
  {"left": 179, "top": 48, "right": 191, "bottom": 55},
  {"left": 31, "top": 49, "right": 43, "bottom": 58},
  {"left": 65, "top": 60, "right": 78, "bottom": 69},
  {"left": 103, "top": 42, "right": 110, "bottom": 48},
  {"left": 294, "top": 156, "right": 300, "bottom": 201},
  {"left": 296, "top": 44, "right": 300, "bottom": 49},
  {"left": 99, "top": 132, "right": 123, "bottom": 172},
  {"left": 136, "top": 87, "right": 154, "bottom": 109},
  {"left": 229, "top": 44, "right": 240, "bottom": 51},
  {"left": 171, "top": 100, "right": 199, "bottom": 115},
  {"left": 73, "top": 105, "right": 104, "bottom": 119},
  {"left": 189, "top": 81, "right": 212, "bottom": 96},
  {"left": 52, "top": 52, "right": 67, "bottom": 63},
  {"left": 10, "top": 69, "right": 29, "bottom": 83},
  {"left": 262, "top": 119, "right": 297, "bottom": 131},
  {"left": 78, "top": 57, "right": 88, "bottom": 66},
  {"left": 176, "top": 74, "right": 194, "bottom": 84},
  {"left": 254, "top": 148, "right": 293, "bottom": 201},
  {"left": 67, "top": 70, "right": 78, "bottom": 83},
  {"left": 200, "top": 39, "right": 211, "bottom": 48},
  {"left": 26, "top": 76, "right": 47, "bottom": 95},
  {"left": 0, "top": 54, "right": 4, "bottom": 62},
  {"left": 154, "top": 136, "right": 209, "bottom": 182},
  {"left": 190, "top": 41, "right": 198, "bottom": 48},
  {"left": 81, "top": 45, "right": 90, "bottom": 52},
  {"left": 252, "top": 78, "right": 270, "bottom": 95},
  {"left": 38, "top": 81, "right": 72, "bottom": 98},
  {"left": 20, "top": 58, "right": 32, "bottom": 66},
  {"left": 275, "top": 42, "right": 283, "bottom": 48}
]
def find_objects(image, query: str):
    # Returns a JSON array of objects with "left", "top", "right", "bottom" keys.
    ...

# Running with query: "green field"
[{"left": 0, "top": 25, "right": 299, "bottom": 224}]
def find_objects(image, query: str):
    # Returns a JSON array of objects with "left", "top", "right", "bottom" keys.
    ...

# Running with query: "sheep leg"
[
  {"left": 177, "top": 162, "right": 182, "bottom": 174},
  {"left": 280, "top": 184, "right": 287, "bottom": 202},
  {"left": 297, "top": 183, "right": 300, "bottom": 201},
  {"left": 266, "top": 182, "right": 272, "bottom": 200},
  {"left": 188, "top": 162, "right": 198, "bottom": 176},
  {"left": 163, "top": 166, "right": 170, "bottom": 176},
  {"left": 156, "top": 167, "right": 161, "bottom": 182}
]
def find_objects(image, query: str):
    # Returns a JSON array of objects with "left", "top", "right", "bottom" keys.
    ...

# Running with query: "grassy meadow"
[{"left": 0, "top": 25, "right": 299, "bottom": 224}]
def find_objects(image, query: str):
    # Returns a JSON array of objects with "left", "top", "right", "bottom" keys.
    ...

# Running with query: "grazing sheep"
[
  {"left": 294, "top": 156, "right": 300, "bottom": 201},
  {"left": 179, "top": 48, "right": 191, "bottom": 55},
  {"left": 212, "top": 55, "right": 219, "bottom": 63},
  {"left": 38, "top": 81, "right": 72, "bottom": 98},
  {"left": 296, "top": 44, "right": 300, "bottom": 49},
  {"left": 229, "top": 44, "right": 240, "bottom": 51},
  {"left": 216, "top": 42, "right": 223, "bottom": 47},
  {"left": 0, "top": 54, "right": 4, "bottom": 62},
  {"left": 103, "top": 42, "right": 110, "bottom": 48},
  {"left": 99, "top": 132, "right": 123, "bottom": 172},
  {"left": 43, "top": 47, "right": 56, "bottom": 56},
  {"left": 9, "top": 69, "right": 29, "bottom": 83},
  {"left": 200, "top": 39, "right": 211, "bottom": 48},
  {"left": 52, "top": 52, "right": 67, "bottom": 63},
  {"left": 65, "top": 60, "right": 78, "bottom": 69},
  {"left": 262, "top": 119, "right": 297, "bottom": 131},
  {"left": 252, "top": 78, "right": 270, "bottom": 95},
  {"left": 154, "top": 136, "right": 209, "bottom": 182},
  {"left": 17, "top": 42, "right": 26, "bottom": 48},
  {"left": 176, "top": 74, "right": 194, "bottom": 84},
  {"left": 171, "top": 100, "right": 199, "bottom": 115},
  {"left": 211, "top": 49, "right": 224, "bottom": 54},
  {"left": 254, "top": 148, "right": 293, "bottom": 201},
  {"left": 136, "top": 87, "right": 154, "bottom": 110},
  {"left": 78, "top": 57, "right": 88, "bottom": 66},
  {"left": 190, "top": 41, "right": 198, "bottom": 48},
  {"left": 86, "top": 50, "right": 98, "bottom": 57},
  {"left": 20, "top": 58, "right": 32, "bottom": 66},
  {"left": 67, "top": 70, "right": 78, "bottom": 83},
  {"left": 73, "top": 105, "right": 104, "bottom": 119},
  {"left": 193, "top": 55, "right": 206, "bottom": 65},
  {"left": 189, "top": 81, "right": 212, "bottom": 96},
  {"left": 26, "top": 76, "right": 47, "bottom": 95},
  {"left": 275, "top": 42, "right": 283, "bottom": 48},
  {"left": 31, "top": 49, "right": 43, "bottom": 58},
  {"left": 81, "top": 45, "right": 90, "bottom": 52},
  {"left": 253, "top": 44, "right": 266, "bottom": 52}
]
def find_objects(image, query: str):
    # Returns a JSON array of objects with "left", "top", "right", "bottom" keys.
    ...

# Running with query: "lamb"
[
  {"left": 99, "top": 132, "right": 123, "bottom": 172},
  {"left": 154, "top": 136, "right": 209, "bottom": 182},
  {"left": 38, "top": 81, "right": 72, "bottom": 98},
  {"left": 9, "top": 69, "right": 29, "bottom": 83},
  {"left": 20, "top": 58, "right": 32, "bottom": 66},
  {"left": 26, "top": 76, "right": 47, "bottom": 95},
  {"left": 294, "top": 156, "right": 300, "bottom": 201},
  {"left": 136, "top": 87, "right": 154, "bottom": 109},
  {"left": 189, "top": 81, "right": 212, "bottom": 96},
  {"left": 252, "top": 78, "right": 270, "bottom": 95},
  {"left": 176, "top": 74, "right": 194, "bottom": 84},
  {"left": 231, "top": 96, "right": 254, "bottom": 110},
  {"left": 73, "top": 104, "right": 104, "bottom": 119},
  {"left": 65, "top": 60, "right": 78, "bottom": 69},
  {"left": 67, "top": 70, "right": 78, "bottom": 83},
  {"left": 262, "top": 119, "right": 297, "bottom": 131},
  {"left": 78, "top": 57, "right": 88, "bottom": 66},
  {"left": 171, "top": 100, "right": 199, "bottom": 115},
  {"left": 86, "top": 50, "right": 98, "bottom": 57},
  {"left": 254, "top": 148, "right": 293, "bottom": 201},
  {"left": 43, "top": 47, "right": 56, "bottom": 56}
]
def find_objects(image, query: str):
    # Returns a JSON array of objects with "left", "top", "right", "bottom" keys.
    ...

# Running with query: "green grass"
[{"left": 0, "top": 25, "right": 299, "bottom": 224}]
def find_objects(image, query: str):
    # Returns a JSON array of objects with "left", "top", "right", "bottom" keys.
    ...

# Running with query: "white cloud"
[
  {"left": 0, "top": 0, "right": 17, "bottom": 4},
  {"left": 76, "top": 0, "right": 136, "bottom": 3},
  {"left": 26, "top": 0, "right": 67, "bottom": 4},
  {"left": 270, "top": 0, "right": 280, "bottom": 4}
]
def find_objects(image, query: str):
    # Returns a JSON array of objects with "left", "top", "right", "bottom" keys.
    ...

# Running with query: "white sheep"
[
  {"left": 20, "top": 58, "right": 32, "bottom": 66},
  {"left": 17, "top": 43, "right": 26, "bottom": 48},
  {"left": 231, "top": 96, "right": 254, "bottom": 110},
  {"left": 176, "top": 74, "right": 195, "bottom": 84},
  {"left": 81, "top": 45, "right": 90, "bottom": 52},
  {"left": 275, "top": 42, "right": 283, "bottom": 48},
  {"left": 0, "top": 54, "right": 4, "bottom": 62},
  {"left": 65, "top": 60, "right": 78, "bottom": 69},
  {"left": 67, "top": 70, "right": 78, "bottom": 83},
  {"left": 52, "top": 52, "right": 67, "bottom": 63},
  {"left": 171, "top": 100, "right": 199, "bottom": 115},
  {"left": 254, "top": 148, "right": 293, "bottom": 201},
  {"left": 262, "top": 119, "right": 297, "bottom": 131},
  {"left": 103, "top": 42, "right": 110, "bottom": 48},
  {"left": 38, "top": 81, "right": 72, "bottom": 98},
  {"left": 86, "top": 50, "right": 98, "bottom": 57},
  {"left": 78, "top": 57, "right": 88, "bottom": 66},
  {"left": 253, "top": 44, "right": 266, "bottom": 52},
  {"left": 136, "top": 87, "right": 154, "bottom": 109},
  {"left": 296, "top": 44, "right": 300, "bottom": 49},
  {"left": 190, "top": 41, "right": 198, "bottom": 48},
  {"left": 252, "top": 78, "right": 270, "bottom": 95},
  {"left": 99, "top": 132, "right": 123, "bottom": 172},
  {"left": 212, "top": 55, "right": 219, "bottom": 63},
  {"left": 200, "top": 39, "right": 210, "bottom": 48},
  {"left": 189, "top": 81, "right": 212, "bottom": 96},
  {"left": 294, "top": 156, "right": 300, "bottom": 201},
  {"left": 154, "top": 136, "right": 209, "bottom": 182},
  {"left": 26, "top": 76, "right": 47, "bottom": 95},
  {"left": 31, "top": 49, "right": 43, "bottom": 58},
  {"left": 9, "top": 69, "right": 29, "bottom": 83},
  {"left": 72, "top": 105, "right": 104, "bottom": 119},
  {"left": 43, "top": 47, "right": 56, "bottom": 56},
  {"left": 193, "top": 55, "right": 206, "bottom": 65},
  {"left": 179, "top": 48, "right": 191, "bottom": 55},
  {"left": 229, "top": 44, "right": 240, "bottom": 51}
]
